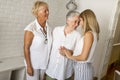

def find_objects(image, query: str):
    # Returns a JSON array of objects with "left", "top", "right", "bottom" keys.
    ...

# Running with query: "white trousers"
[{"left": 26, "top": 69, "right": 45, "bottom": 80}]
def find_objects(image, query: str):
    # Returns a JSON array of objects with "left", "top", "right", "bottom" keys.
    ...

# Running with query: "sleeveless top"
[
  {"left": 24, "top": 19, "right": 52, "bottom": 69},
  {"left": 73, "top": 31, "right": 97, "bottom": 63}
]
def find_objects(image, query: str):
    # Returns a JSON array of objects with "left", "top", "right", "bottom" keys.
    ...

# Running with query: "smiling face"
[
  {"left": 37, "top": 5, "right": 49, "bottom": 21},
  {"left": 67, "top": 15, "right": 80, "bottom": 30}
]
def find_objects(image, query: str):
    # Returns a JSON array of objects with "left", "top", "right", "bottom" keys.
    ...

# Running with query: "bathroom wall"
[
  {"left": 0, "top": 0, "right": 35, "bottom": 58},
  {"left": 0, "top": 0, "right": 68, "bottom": 59}
]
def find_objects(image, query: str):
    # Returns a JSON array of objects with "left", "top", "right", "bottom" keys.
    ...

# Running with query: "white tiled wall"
[
  {"left": 0, "top": 0, "right": 36, "bottom": 58},
  {"left": 0, "top": 0, "right": 68, "bottom": 59}
]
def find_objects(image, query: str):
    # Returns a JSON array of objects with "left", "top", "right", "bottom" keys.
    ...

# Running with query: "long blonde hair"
[{"left": 80, "top": 9, "right": 100, "bottom": 40}]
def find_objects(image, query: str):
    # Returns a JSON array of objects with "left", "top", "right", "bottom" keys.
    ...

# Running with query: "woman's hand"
[
  {"left": 27, "top": 66, "right": 34, "bottom": 76},
  {"left": 64, "top": 48, "right": 72, "bottom": 59},
  {"left": 59, "top": 46, "right": 73, "bottom": 58},
  {"left": 59, "top": 46, "right": 66, "bottom": 56}
]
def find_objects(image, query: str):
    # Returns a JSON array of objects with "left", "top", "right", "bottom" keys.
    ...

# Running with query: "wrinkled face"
[
  {"left": 67, "top": 15, "right": 80, "bottom": 29},
  {"left": 79, "top": 17, "right": 84, "bottom": 28},
  {"left": 37, "top": 5, "right": 49, "bottom": 21}
]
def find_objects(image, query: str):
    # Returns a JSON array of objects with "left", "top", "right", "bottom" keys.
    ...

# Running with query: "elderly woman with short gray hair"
[{"left": 46, "top": 10, "right": 81, "bottom": 80}]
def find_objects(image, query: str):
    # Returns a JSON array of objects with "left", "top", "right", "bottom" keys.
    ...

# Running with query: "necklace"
[{"left": 40, "top": 27, "right": 48, "bottom": 44}]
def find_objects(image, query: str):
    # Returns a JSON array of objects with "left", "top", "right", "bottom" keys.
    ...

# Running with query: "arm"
[
  {"left": 65, "top": 32, "right": 94, "bottom": 61},
  {"left": 59, "top": 46, "right": 73, "bottom": 56},
  {"left": 24, "top": 31, "right": 34, "bottom": 76}
]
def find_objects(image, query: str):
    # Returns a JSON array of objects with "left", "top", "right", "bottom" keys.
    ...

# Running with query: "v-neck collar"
[{"left": 35, "top": 19, "right": 48, "bottom": 31}]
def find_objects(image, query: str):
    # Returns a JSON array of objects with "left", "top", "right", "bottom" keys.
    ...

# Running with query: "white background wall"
[
  {"left": 0, "top": 0, "right": 118, "bottom": 79},
  {"left": 0, "top": 0, "right": 35, "bottom": 58}
]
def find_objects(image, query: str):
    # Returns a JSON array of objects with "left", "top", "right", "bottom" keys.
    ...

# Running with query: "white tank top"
[{"left": 73, "top": 31, "right": 97, "bottom": 63}]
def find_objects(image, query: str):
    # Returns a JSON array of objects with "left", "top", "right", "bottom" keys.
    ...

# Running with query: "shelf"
[{"left": 113, "top": 43, "right": 120, "bottom": 47}]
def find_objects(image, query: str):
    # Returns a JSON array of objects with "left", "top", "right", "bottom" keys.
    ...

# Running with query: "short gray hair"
[{"left": 66, "top": 10, "right": 80, "bottom": 19}]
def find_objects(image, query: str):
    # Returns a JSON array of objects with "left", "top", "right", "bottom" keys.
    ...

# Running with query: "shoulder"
[
  {"left": 84, "top": 31, "right": 94, "bottom": 41},
  {"left": 85, "top": 31, "right": 93, "bottom": 37},
  {"left": 75, "top": 30, "right": 80, "bottom": 35},
  {"left": 53, "top": 26, "right": 64, "bottom": 32},
  {"left": 46, "top": 22, "right": 52, "bottom": 30},
  {"left": 24, "top": 20, "right": 36, "bottom": 32},
  {"left": 47, "top": 25, "right": 53, "bottom": 33},
  {"left": 73, "top": 30, "right": 82, "bottom": 38}
]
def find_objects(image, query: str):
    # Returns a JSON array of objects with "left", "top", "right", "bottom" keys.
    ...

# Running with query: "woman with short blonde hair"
[{"left": 24, "top": 1, "right": 52, "bottom": 80}]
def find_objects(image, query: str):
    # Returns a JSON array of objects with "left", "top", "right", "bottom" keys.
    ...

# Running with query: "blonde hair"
[
  {"left": 32, "top": 1, "right": 48, "bottom": 17},
  {"left": 80, "top": 9, "right": 100, "bottom": 40}
]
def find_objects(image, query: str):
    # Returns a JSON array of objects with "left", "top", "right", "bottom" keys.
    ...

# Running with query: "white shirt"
[
  {"left": 46, "top": 26, "right": 80, "bottom": 80},
  {"left": 24, "top": 19, "right": 52, "bottom": 69}
]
